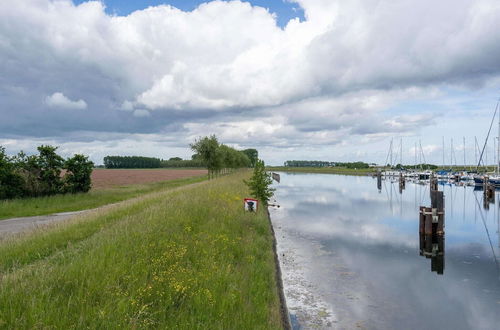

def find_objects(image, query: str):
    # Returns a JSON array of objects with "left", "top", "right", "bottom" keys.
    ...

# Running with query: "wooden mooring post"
[
  {"left": 377, "top": 170, "right": 382, "bottom": 191},
  {"left": 430, "top": 174, "right": 438, "bottom": 192},
  {"left": 483, "top": 176, "right": 494, "bottom": 205},
  {"left": 419, "top": 189, "right": 444, "bottom": 236},
  {"left": 399, "top": 172, "right": 405, "bottom": 193},
  {"left": 431, "top": 190, "right": 445, "bottom": 235}
]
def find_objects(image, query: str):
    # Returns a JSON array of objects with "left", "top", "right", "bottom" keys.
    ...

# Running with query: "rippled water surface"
[{"left": 269, "top": 173, "right": 500, "bottom": 330}]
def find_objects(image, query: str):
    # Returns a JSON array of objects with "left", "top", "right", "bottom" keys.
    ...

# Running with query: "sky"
[{"left": 1, "top": 0, "right": 500, "bottom": 166}]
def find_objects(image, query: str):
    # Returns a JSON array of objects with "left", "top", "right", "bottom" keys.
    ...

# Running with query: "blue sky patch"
[{"left": 72, "top": 0, "right": 305, "bottom": 27}]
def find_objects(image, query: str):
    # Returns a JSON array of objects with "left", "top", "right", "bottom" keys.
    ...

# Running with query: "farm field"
[
  {"left": 91, "top": 168, "right": 207, "bottom": 189},
  {"left": 0, "top": 172, "right": 282, "bottom": 328},
  {"left": 0, "top": 169, "right": 208, "bottom": 220}
]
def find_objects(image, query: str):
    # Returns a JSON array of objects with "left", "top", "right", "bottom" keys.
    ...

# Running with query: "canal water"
[{"left": 269, "top": 173, "right": 500, "bottom": 330}]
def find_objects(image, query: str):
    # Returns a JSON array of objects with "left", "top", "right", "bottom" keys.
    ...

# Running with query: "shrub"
[
  {"left": 0, "top": 147, "right": 25, "bottom": 199},
  {"left": 0, "top": 145, "right": 94, "bottom": 200},
  {"left": 63, "top": 154, "right": 94, "bottom": 193},
  {"left": 244, "top": 159, "right": 275, "bottom": 205},
  {"left": 36, "top": 145, "right": 64, "bottom": 195}
]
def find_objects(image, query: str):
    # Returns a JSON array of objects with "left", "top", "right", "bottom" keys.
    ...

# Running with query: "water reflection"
[
  {"left": 270, "top": 173, "right": 500, "bottom": 330},
  {"left": 420, "top": 234, "right": 445, "bottom": 275}
]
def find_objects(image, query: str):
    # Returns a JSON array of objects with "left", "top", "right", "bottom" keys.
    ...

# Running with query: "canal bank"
[{"left": 266, "top": 208, "right": 292, "bottom": 330}]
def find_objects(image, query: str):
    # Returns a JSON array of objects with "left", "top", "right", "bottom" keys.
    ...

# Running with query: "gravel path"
[{"left": 0, "top": 211, "right": 89, "bottom": 237}]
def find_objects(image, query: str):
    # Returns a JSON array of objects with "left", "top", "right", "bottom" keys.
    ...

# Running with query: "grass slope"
[
  {"left": 0, "top": 175, "right": 206, "bottom": 220},
  {"left": 0, "top": 172, "right": 282, "bottom": 329}
]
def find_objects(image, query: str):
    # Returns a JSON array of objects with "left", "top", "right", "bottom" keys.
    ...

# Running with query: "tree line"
[
  {"left": 284, "top": 160, "right": 370, "bottom": 169},
  {"left": 0, "top": 145, "right": 94, "bottom": 200},
  {"left": 190, "top": 135, "right": 257, "bottom": 179},
  {"left": 104, "top": 156, "right": 161, "bottom": 169},
  {"left": 160, "top": 159, "right": 206, "bottom": 168}
]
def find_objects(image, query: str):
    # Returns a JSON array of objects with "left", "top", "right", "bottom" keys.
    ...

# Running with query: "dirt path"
[
  {"left": 0, "top": 178, "right": 212, "bottom": 239},
  {"left": 0, "top": 211, "right": 89, "bottom": 237}
]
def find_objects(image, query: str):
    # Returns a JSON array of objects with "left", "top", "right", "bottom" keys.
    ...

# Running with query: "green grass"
[
  {"left": 0, "top": 175, "right": 207, "bottom": 220},
  {"left": 268, "top": 166, "right": 375, "bottom": 176},
  {"left": 0, "top": 172, "right": 282, "bottom": 329}
]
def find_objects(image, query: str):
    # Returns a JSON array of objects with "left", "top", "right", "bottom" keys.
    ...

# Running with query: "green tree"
[
  {"left": 190, "top": 135, "right": 222, "bottom": 179},
  {"left": 242, "top": 149, "right": 258, "bottom": 167},
  {"left": 63, "top": 154, "right": 94, "bottom": 193},
  {"left": 36, "top": 145, "right": 64, "bottom": 195},
  {"left": 11, "top": 151, "right": 43, "bottom": 197},
  {"left": 0, "top": 147, "right": 25, "bottom": 199},
  {"left": 244, "top": 159, "right": 275, "bottom": 205}
]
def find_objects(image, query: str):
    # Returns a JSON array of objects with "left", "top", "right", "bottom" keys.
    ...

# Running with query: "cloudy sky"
[{"left": 1, "top": 0, "right": 500, "bottom": 165}]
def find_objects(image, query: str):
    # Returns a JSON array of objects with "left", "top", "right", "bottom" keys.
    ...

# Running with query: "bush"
[
  {"left": 63, "top": 154, "right": 94, "bottom": 193},
  {"left": 0, "top": 145, "right": 94, "bottom": 200},
  {"left": 244, "top": 159, "right": 275, "bottom": 205},
  {"left": 37, "top": 145, "right": 65, "bottom": 195},
  {"left": 0, "top": 147, "right": 24, "bottom": 199}
]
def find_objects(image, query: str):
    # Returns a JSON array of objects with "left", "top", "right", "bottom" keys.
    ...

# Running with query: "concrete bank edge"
[{"left": 266, "top": 207, "right": 292, "bottom": 330}]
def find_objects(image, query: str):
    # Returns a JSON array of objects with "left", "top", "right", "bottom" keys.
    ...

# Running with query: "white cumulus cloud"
[
  {"left": 45, "top": 92, "right": 87, "bottom": 110},
  {"left": 1, "top": 0, "right": 500, "bottom": 164}
]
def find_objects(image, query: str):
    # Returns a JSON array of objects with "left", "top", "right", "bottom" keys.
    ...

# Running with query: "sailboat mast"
[
  {"left": 495, "top": 138, "right": 498, "bottom": 173},
  {"left": 414, "top": 142, "right": 417, "bottom": 169},
  {"left": 497, "top": 105, "right": 500, "bottom": 174},
  {"left": 486, "top": 143, "right": 488, "bottom": 169},
  {"left": 475, "top": 136, "right": 479, "bottom": 169},
  {"left": 442, "top": 136, "right": 445, "bottom": 167},
  {"left": 463, "top": 136, "right": 466, "bottom": 169},
  {"left": 390, "top": 138, "right": 394, "bottom": 167},
  {"left": 451, "top": 138, "right": 454, "bottom": 168},
  {"left": 400, "top": 137, "right": 403, "bottom": 167}
]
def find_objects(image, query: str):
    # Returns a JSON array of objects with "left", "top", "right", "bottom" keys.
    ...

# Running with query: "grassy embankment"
[
  {"left": 268, "top": 166, "right": 375, "bottom": 176},
  {"left": 0, "top": 172, "right": 282, "bottom": 328},
  {"left": 0, "top": 175, "right": 206, "bottom": 220}
]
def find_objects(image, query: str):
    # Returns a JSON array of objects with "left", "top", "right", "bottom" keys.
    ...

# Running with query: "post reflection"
[
  {"left": 418, "top": 180, "right": 445, "bottom": 275},
  {"left": 419, "top": 233, "right": 445, "bottom": 275}
]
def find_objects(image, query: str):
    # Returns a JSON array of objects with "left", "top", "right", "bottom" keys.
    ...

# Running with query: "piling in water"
[{"left": 377, "top": 170, "right": 382, "bottom": 191}]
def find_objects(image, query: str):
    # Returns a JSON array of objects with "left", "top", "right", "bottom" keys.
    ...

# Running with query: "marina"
[{"left": 270, "top": 172, "right": 500, "bottom": 329}]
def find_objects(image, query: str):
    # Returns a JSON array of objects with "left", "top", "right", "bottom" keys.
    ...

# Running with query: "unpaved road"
[{"left": 0, "top": 211, "right": 88, "bottom": 237}]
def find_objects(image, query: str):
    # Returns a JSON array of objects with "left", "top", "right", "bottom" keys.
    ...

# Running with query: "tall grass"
[
  {"left": 0, "top": 175, "right": 206, "bottom": 220},
  {"left": 0, "top": 172, "right": 282, "bottom": 329}
]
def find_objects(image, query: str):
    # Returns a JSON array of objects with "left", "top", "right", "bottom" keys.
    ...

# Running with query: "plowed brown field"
[{"left": 91, "top": 169, "right": 207, "bottom": 189}]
